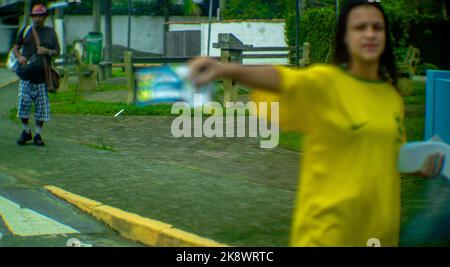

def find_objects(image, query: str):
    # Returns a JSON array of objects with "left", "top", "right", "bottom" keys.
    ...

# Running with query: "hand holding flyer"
[
  {"left": 135, "top": 64, "right": 215, "bottom": 108},
  {"left": 398, "top": 136, "right": 450, "bottom": 179}
]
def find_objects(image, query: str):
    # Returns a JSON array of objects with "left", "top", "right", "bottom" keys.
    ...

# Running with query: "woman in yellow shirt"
[{"left": 189, "top": 0, "right": 445, "bottom": 246}]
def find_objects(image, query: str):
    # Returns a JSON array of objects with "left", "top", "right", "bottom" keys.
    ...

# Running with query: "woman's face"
[{"left": 344, "top": 5, "right": 386, "bottom": 63}]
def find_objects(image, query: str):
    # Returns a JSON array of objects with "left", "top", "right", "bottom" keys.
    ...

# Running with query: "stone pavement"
[
  {"left": 0, "top": 76, "right": 300, "bottom": 246},
  {"left": 0, "top": 68, "right": 18, "bottom": 87},
  {"left": 0, "top": 71, "right": 143, "bottom": 247}
]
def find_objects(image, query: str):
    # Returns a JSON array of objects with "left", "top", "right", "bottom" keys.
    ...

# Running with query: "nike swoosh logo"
[{"left": 351, "top": 122, "right": 369, "bottom": 131}]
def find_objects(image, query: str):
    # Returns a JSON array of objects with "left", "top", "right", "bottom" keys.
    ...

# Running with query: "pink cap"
[{"left": 31, "top": 4, "right": 48, "bottom": 15}]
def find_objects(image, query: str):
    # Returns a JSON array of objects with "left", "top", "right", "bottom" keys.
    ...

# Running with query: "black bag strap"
[{"left": 31, "top": 26, "right": 55, "bottom": 91}]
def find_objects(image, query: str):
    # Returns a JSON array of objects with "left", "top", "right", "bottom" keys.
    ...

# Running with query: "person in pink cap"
[{"left": 12, "top": 3, "right": 60, "bottom": 146}]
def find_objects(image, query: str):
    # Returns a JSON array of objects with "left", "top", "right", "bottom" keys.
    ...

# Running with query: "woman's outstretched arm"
[{"left": 189, "top": 57, "right": 282, "bottom": 94}]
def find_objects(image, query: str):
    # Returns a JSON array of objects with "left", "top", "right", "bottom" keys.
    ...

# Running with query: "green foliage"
[
  {"left": 182, "top": 0, "right": 202, "bottom": 16},
  {"left": 65, "top": 0, "right": 201, "bottom": 16},
  {"left": 286, "top": 7, "right": 336, "bottom": 64},
  {"left": 383, "top": 1, "right": 450, "bottom": 70},
  {"left": 143, "top": 0, "right": 202, "bottom": 16},
  {"left": 383, "top": 0, "right": 446, "bottom": 20},
  {"left": 282, "top": 1, "right": 449, "bottom": 68},
  {"left": 416, "top": 63, "right": 439, "bottom": 76},
  {"left": 222, "top": 0, "right": 294, "bottom": 20},
  {"left": 383, "top": 0, "right": 446, "bottom": 49},
  {"left": 408, "top": 19, "right": 450, "bottom": 70}
]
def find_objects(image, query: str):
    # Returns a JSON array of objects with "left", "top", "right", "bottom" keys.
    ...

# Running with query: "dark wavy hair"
[{"left": 334, "top": 0, "right": 398, "bottom": 87}]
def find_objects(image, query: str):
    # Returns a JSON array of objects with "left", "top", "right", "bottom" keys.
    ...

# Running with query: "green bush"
[
  {"left": 408, "top": 18, "right": 450, "bottom": 70},
  {"left": 385, "top": 4, "right": 450, "bottom": 70},
  {"left": 286, "top": 7, "right": 336, "bottom": 64},
  {"left": 0, "top": 53, "right": 8, "bottom": 63},
  {"left": 416, "top": 63, "right": 439, "bottom": 76},
  {"left": 222, "top": 0, "right": 294, "bottom": 20},
  {"left": 285, "top": 3, "right": 449, "bottom": 70},
  {"left": 64, "top": 0, "right": 189, "bottom": 16}
]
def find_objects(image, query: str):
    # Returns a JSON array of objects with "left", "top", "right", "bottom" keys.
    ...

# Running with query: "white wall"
[
  {"left": 169, "top": 23, "right": 201, "bottom": 32},
  {"left": 169, "top": 20, "right": 288, "bottom": 65},
  {"left": 8, "top": 15, "right": 206, "bottom": 55},
  {"left": 0, "top": 25, "right": 16, "bottom": 53},
  {"left": 3, "top": 16, "right": 288, "bottom": 64},
  {"left": 65, "top": 15, "right": 165, "bottom": 54},
  {"left": 63, "top": 15, "right": 207, "bottom": 55}
]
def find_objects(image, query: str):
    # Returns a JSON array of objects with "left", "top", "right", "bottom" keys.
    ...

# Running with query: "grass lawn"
[
  {"left": 46, "top": 82, "right": 254, "bottom": 116},
  {"left": 112, "top": 67, "right": 126, "bottom": 78}
]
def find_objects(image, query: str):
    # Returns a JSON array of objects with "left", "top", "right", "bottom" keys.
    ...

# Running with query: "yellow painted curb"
[
  {"left": 0, "top": 77, "right": 19, "bottom": 89},
  {"left": 44, "top": 185, "right": 229, "bottom": 247},
  {"left": 45, "top": 185, "right": 102, "bottom": 214}
]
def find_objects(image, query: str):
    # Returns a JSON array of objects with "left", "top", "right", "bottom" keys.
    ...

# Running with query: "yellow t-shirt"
[{"left": 253, "top": 64, "right": 406, "bottom": 247}]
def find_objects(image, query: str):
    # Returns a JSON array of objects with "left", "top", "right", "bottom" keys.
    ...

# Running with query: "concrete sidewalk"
[
  {"left": 0, "top": 68, "right": 19, "bottom": 88},
  {"left": 0, "top": 74, "right": 142, "bottom": 246}
]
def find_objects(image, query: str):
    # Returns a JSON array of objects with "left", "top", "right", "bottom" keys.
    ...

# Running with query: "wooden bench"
[
  {"left": 397, "top": 45, "right": 420, "bottom": 95},
  {"left": 398, "top": 45, "right": 420, "bottom": 78},
  {"left": 213, "top": 33, "right": 311, "bottom": 103},
  {"left": 55, "top": 49, "right": 99, "bottom": 92}
]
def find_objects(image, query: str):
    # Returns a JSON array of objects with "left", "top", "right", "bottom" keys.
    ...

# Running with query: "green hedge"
[
  {"left": 64, "top": 0, "right": 186, "bottom": 16},
  {"left": 285, "top": 5, "right": 450, "bottom": 71},
  {"left": 286, "top": 8, "right": 336, "bottom": 64},
  {"left": 222, "top": 0, "right": 293, "bottom": 20},
  {"left": 409, "top": 19, "right": 450, "bottom": 70},
  {"left": 385, "top": 6, "right": 450, "bottom": 70}
]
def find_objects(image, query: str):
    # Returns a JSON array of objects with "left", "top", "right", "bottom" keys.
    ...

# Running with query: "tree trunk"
[
  {"left": 104, "top": 0, "right": 112, "bottom": 78},
  {"left": 92, "top": 0, "right": 101, "bottom": 32},
  {"left": 218, "top": 0, "right": 226, "bottom": 20},
  {"left": 23, "top": 0, "right": 31, "bottom": 28},
  {"left": 444, "top": 0, "right": 450, "bottom": 18},
  {"left": 163, "top": 0, "right": 170, "bottom": 56}
]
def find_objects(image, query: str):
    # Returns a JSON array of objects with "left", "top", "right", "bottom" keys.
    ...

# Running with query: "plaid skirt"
[{"left": 17, "top": 79, "right": 51, "bottom": 122}]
